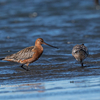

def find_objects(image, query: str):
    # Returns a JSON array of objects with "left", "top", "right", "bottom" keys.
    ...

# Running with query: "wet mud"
[{"left": 0, "top": 0, "right": 100, "bottom": 100}]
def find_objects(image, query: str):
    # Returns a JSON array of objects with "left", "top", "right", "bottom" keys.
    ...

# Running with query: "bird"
[
  {"left": 72, "top": 44, "right": 89, "bottom": 67},
  {"left": 0, "top": 38, "right": 58, "bottom": 71},
  {"left": 95, "top": 0, "right": 99, "bottom": 5}
]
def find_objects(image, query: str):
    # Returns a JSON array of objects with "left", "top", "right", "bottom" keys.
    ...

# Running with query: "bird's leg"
[
  {"left": 20, "top": 64, "right": 29, "bottom": 71},
  {"left": 81, "top": 62, "right": 83, "bottom": 67},
  {"left": 26, "top": 63, "right": 30, "bottom": 71},
  {"left": 80, "top": 60, "right": 83, "bottom": 67}
]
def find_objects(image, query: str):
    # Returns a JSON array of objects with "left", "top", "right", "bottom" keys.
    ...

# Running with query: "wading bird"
[
  {"left": 0, "top": 38, "right": 58, "bottom": 71},
  {"left": 72, "top": 44, "right": 88, "bottom": 67}
]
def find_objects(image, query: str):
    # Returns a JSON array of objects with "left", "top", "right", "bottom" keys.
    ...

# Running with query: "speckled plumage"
[
  {"left": 1, "top": 38, "right": 58, "bottom": 71},
  {"left": 4, "top": 46, "right": 35, "bottom": 61},
  {"left": 72, "top": 44, "right": 88, "bottom": 66}
]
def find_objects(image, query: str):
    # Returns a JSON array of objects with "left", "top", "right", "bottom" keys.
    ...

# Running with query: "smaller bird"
[
  {"left": 0, "top": 38, "right": 58, "bottom": 71},
  {"left": 72, "top": 44, "right": 88, "bottom": 67}
]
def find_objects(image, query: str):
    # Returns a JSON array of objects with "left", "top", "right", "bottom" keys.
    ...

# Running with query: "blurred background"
[{"left": 0, "top": 0, "right": 100, "bottom": 100}]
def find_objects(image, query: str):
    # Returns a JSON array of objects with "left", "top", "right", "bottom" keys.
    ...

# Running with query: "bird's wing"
[
  {"left": 80, "top": 44, "right": 89, "bottom": 55},
  {"left": 5, "top": 46, "right": 35, "bottom": 60},
  {"left": 72, "top": 44, "right": 88, "bottom": 56}
]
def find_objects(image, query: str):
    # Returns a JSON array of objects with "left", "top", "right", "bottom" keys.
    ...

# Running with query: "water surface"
[{"left": 0, "top": 0, "right": 100, "bottom": 100}]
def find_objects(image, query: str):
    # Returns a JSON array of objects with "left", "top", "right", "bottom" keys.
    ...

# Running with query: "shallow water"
[
  {"left": 0, "top": 76, "right": 100, "bottom": 100},
  {"left": 0, "top": 0, "right": 100, "bottom": 100}
]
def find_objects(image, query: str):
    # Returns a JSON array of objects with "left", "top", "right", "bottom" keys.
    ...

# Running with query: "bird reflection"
[{"left": 14, "top": 83, "right": 45, "bottom": 93}]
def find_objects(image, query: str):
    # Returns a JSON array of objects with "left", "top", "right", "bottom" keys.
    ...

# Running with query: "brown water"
[{"left": 0, "top": 0, "right": 100, "bottom": 100}]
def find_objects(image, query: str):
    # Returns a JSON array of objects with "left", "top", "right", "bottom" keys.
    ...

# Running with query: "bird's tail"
[{"left": 0, "top": 58, "right": 4, "bottom": 60}]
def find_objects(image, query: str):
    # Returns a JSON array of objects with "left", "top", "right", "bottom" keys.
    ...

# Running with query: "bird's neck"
[{"left": 35, "top": 44, "right": 43, "bottom": 52}]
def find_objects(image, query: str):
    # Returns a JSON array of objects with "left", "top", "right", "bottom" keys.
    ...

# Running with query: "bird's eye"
[{"left": 40, "top": 40, "right": 43, "bottom": 42}]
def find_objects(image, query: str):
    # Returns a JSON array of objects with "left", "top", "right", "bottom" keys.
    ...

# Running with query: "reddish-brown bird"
[
  {"left": 0, "top": 38, "right": 58, "bottom": 71},
  {"left": 72, "top": 44, "right": 89, "bottom": 67}
]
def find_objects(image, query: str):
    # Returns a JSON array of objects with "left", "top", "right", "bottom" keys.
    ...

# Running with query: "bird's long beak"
[{"left": 43, "top": 42, "right": 58, "bottom": 49}]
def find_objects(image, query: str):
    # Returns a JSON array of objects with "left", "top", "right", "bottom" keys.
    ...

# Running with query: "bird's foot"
[{"left": 20, "top": 64, "right": 29, "bottom": 71}]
